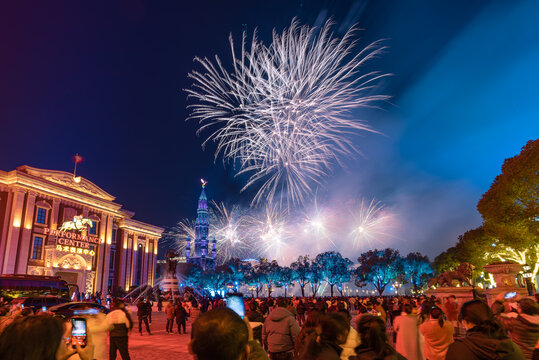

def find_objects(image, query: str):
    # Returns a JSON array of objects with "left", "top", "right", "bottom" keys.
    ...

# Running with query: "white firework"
[
  {"left": 349, "top": 199, "right": 394, "bottom": 248},
  {"left": 186, "top": 19, "right": 389, "bottom": 207},
  {"left": 209, "top": 201, "right": 258, "bottom": 263}
]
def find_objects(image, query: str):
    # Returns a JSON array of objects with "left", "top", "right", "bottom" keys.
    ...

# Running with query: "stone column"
[
  {"left": 99, "top": 215, "right": 113, "bottom": 294},
  {"left": 50, "top": 199, "right": 60, "bottom": 230},
  {"left": 130, "top": 236, "right": 138, "bottom": 288},
  {"left": 2, "top": 189, "right": 26, "bottom": 274},
  {"left": 16, "top": 191, "right": 37, "bottom": 274},
  {"left": 118, "top": 230, "right": 128, "bottom": 290},
  {"left": 0, "top": 191, "right": 14, "bottom": 272},
  {"left": 95, "top": 213, "right": 107, "bottom": 293}
]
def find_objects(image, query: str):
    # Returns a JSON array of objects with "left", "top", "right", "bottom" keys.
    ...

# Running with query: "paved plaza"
[{"left": 126, "top": 309, "right": 191, "bottom": 359}]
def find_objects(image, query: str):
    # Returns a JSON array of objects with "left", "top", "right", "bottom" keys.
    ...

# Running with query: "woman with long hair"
[
  {"left": 352, "top": 315, "right": 405, "bottom": 360},
  {"left": 419, "top": 306, "right": 454, "bottom": 360},
  {"left": 446, "top": 300, "right": 524, "bottom": 360}
]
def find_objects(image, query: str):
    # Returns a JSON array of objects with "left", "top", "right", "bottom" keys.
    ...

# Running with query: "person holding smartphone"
[
  {"left": 0, "top": 314, "right": 95, "bottom": 360},
  {"left": 492, "top": 293, "right": 539, "bottom": 360},
  {"left": 107, "top": 299, "right": 133, "bottom": 360}
]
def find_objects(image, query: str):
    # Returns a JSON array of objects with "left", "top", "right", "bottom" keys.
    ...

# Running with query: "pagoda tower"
[{"left": 186, "top": 180, "right": 216, "bottom": 270}]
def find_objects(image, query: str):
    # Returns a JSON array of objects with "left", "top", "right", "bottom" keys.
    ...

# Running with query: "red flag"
[{"left": 72, "top": 154, "right": 84, "bottom": 164}]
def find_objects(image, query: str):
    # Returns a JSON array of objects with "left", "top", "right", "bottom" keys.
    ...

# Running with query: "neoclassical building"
[{"left": 0, "top": 166, "right": 163, "bottom": 294}]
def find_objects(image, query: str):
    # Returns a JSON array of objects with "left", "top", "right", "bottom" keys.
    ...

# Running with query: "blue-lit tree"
[
  {"left": 403, "top": 252, "right": 433, "bottom": 292},
  {"left": 290, "top": 255, "right": 311, "bottom": 297},
  {"left": 307, "top": 261, "right": 323, "bottom": 297},
  {"left": 316, "top": 251, "right": 353, "bottom": 297},
  {"left": 356, "top": 248, "right": 404, "bottom": 295}
]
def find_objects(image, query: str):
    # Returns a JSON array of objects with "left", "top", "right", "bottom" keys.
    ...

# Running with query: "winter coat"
[
  {"left": 497, "top": 314, "right": 539, "bottom": 360},
  {"left": 446, "top": 327, "right": 524, "bottom": 360},
  {"left": 175, "top": 305, "right": 187, "bottom": 323},
  {"left": 394, "top": 313, "right": 424, "bottom": 360},
  {"left": 311, "top": 341, "right": 343, "bottom": 360},
  {"left": 165, "top": 304, "right": 175, "bottom": 320},
  {"left": 419, "top": 319, "right": 454, "bottom": 360},
  {"left": 262, "top": 306, "right": 300, "bottom": 353}
]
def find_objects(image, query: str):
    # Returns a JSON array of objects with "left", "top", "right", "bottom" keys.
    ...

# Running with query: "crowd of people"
[{"left": 0, "top": 291, "right": 538, "bottom": 360}]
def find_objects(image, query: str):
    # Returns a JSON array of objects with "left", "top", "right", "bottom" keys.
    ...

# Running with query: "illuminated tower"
[{"left": 186, "top": 180, "right": 215, "bottom": 270}]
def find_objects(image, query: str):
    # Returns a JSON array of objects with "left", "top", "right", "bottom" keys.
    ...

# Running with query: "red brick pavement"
[{"left": 123, "top": 310, "right": 191, "bottom": 360}]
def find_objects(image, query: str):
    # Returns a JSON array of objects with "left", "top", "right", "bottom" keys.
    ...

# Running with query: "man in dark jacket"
[
  {"left": 493, "top": 297, "right": 539, "bottom": 360},
  {"left": 137, "top": 299, "right": 151, "bottom": 335},
  {"left": 175, "top": 302, "right": 188, "bottom": 334},
  {"left": 262, "top": 298, "right": 300, "bottom": 360}
]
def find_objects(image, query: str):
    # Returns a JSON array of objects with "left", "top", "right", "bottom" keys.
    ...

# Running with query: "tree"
[
  {"left": 307, "top": 261, "right": 323, "bottom": 297},
  {"left": 222, "top": 258, "right": 252, "bottom": 290},
  {"left": 402, "top": 252, "right": 433, "bottom": 292},
  {"left": 478, "top": 139, "right": 539, "bottom": 280},
  {"left": 433, "top": 247, "right": 459, "bottom": 274},
  {"left": 277, "top": 266, "right": 294, "bottom": 297},
  {"left": 253, "top": 258, "right": 281, "bottom": 297},
  {"left": 290, "top": 255, "right": 311, "bottom": 297},
  {"left": 356, "top": 248, "right": 403, "bottom": 295},
  {"left": 316, "top": 251, "right": 353, "bottom": 297}
]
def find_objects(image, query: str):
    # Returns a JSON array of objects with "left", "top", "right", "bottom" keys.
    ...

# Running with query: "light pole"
[{"left": 523, "top": 265, "right": 535, "bottom": 296}]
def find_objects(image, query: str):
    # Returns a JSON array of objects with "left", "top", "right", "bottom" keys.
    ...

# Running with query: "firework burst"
[
  {"left": 349, "top": 199, "right": 394, "bottom": 248},
  {"left": 186, "top": 19, "right": 389, "bottom": 207}
]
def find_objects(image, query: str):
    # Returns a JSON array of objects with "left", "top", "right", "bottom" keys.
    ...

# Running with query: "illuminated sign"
[
  {"left": 44, "top": 215, "right": 99, "bottom": 257},
  {"left": 56, "top": 245, "right": 95, "bottom": 256},
  {"left": 58, "top": 216, "right": 93, "bottom": 232}
]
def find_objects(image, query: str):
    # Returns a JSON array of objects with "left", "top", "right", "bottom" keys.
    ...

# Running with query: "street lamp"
[{"left": 393, "top": 281, "right": 401, "bottom": 295}]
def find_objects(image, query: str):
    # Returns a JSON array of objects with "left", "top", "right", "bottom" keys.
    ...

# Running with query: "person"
[
  {"left": 246, "top": 301, "right": 265, "bottom": 344},
  {"left": 394, "top": 303, "right": 424, "bottom": 360},
  {"left": 296, "top": 300, "right": 306, "bottom": 326},
  {"left": 296, "top": 310, "right": 323, "bottom": 357},
  {"left": 301, "top": 313, "right": 350, "bottom": 360},
  {"left": 157, "top": 298, "right": 163, "bottom": 312},
  {"left": 189, "top": 307, "right": 269, "bottom": 360},
  {"left": 189, "top": 301, "right": 201, "bottom": 332},
  {"left": 492, "top": 296, "right": 539, "bottom": 360},
  {"left": 419, "top": 306, "right": 454, "bottom": 360},
  {"left": 137, "top": 299, "right": 151, "bottom": 335},
  {"left": 175, "top": 301, "right": 188, "bottom": 334},
  {"left": 0, "top": 314, "right": 94, "bottom": 360},
  {"left": 444, "top": 296, "right": 459, "bottom": 326},
  {"left": 352, "top": 315, "right": 406, "bottom": 360},
  {"left": 145, "top": 298, "right": 153, "bottom": 324},
  {"left": 262, "top": 298, "right": 300, "bottom": 360},
  {"left": 337, "top": 309, "right": 361, "bottom": 360},
  {"left": 446, "top": 299, "right": 524, "bottom": 360},
  {"left": 107, "top": 298, "right": 133, "bottom": 360},
  {"left": 165, "top": 301, "right": 175, "bottom": 334}
]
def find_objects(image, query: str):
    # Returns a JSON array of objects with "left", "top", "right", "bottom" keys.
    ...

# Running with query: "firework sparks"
[
  {"left": 186, "top": 19, "right": 389, "bottom": 207},
  {"left": 209, "top": 201, "right": 258, "bottom": 263},
  {"left": 349, "top": 199, "right": 394, "bottom": 248},
  {"left": 249, "top": 204, "right": 290, "bottom": 262}
]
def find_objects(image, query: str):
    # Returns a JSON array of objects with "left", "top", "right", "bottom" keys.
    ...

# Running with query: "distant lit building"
[
  {"left": 0, "top": 166, "right": 163, "bottom": 294},
  {"left": 185, "top": 181, "right": 216, "bottom": 270}
]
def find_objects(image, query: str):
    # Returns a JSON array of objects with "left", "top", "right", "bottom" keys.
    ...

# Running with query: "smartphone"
[
  {"left": 71, "top": 317, "right": 87, "bottom": 348},
  {"left": 504, "top": 291, "right": 517, "bottom": 299},
  {"left": 225, "top": 293, "right": 245, "bottom": 318}
]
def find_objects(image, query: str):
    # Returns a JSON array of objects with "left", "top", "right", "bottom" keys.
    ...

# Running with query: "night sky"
[{"left": 1, "top": 0, "right": 537, "bottom": 260}]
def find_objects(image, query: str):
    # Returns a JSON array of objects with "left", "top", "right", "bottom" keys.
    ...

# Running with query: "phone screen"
[
  {"left": 504, "top": 291, "right": 517, "bottom": 299},
  {"left": 71, "top": 318, "right": 87, "bottom": 348},
  {"left": 226, "top": 294, "right": 245, "bottom": 318}
]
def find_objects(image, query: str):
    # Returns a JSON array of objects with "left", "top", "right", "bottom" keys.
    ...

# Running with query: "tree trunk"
[
  {"left": 284, "top": 287, "right": 287, "bottom": 298},
  {"left": 268, "top": 285, "right": 272, "bottom": 297},
  {"left": 300, "top": 284, "right": 305, "bottom": 297},
  {"left": 330, "top": 284, "right": 334, "bottom": 297}
]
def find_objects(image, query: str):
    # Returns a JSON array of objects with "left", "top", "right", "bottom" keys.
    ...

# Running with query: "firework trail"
[
  {"left": 209, "top": 201, "right": 259, "bottom": 263},
  {"left": 349, "top": 199, "right": 394, "bottom": 248},
  {"left": 186, "top": 19, "right": 389, "bottom": 207},
  {"left": 248, "top": 204, "right": 290, "bottom": 262}
]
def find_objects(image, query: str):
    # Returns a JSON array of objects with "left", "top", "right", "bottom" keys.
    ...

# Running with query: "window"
[
  {"left": 89, "top": 221, "right": 97, "bottom": 235},
  {"left": 109, "top": 249, "right": 115, "bottom": 270},
  {"left": 35, "top": 208, "right": 47, "bottom": 224},
  {"left": 31, "top": 236, "right": 44, "bottom": 260}
]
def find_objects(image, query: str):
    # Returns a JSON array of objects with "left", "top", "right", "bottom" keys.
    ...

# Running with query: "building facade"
[
  {"left": 186, "top": 182, "right": 216, "bottom": 270},
  {"left": 0, "top": 166, "right": 163, "bottom": 294}
]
